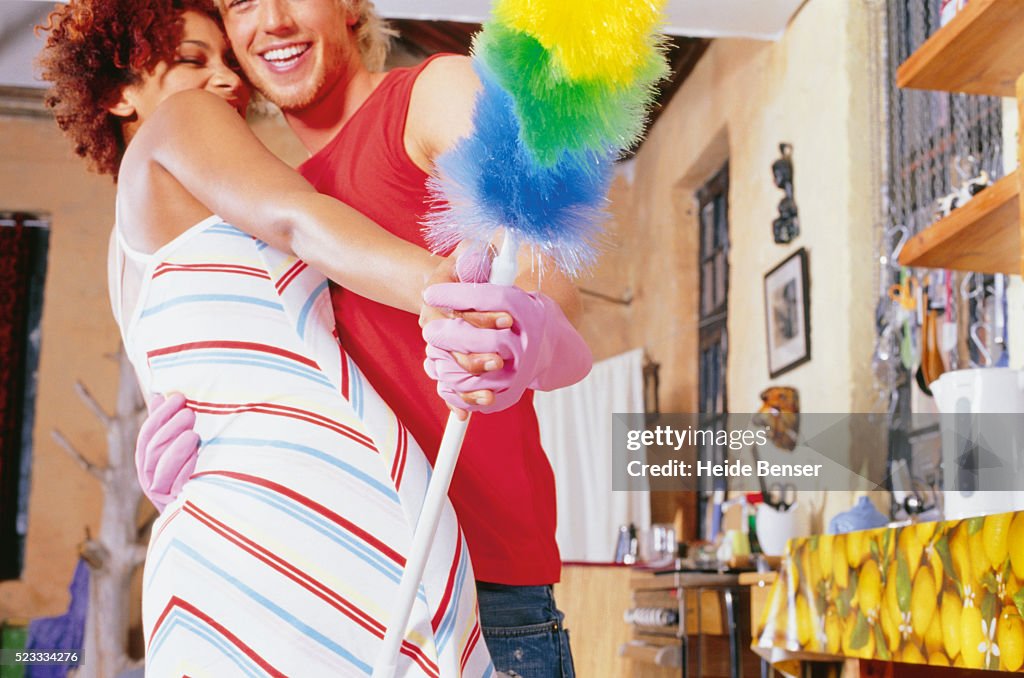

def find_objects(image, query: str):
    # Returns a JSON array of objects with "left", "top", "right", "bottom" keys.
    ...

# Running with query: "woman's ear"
[{"left": 107, "top": 87, "right": 137, "bottom": 118}]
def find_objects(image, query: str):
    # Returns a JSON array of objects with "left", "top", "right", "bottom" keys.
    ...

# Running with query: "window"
[
  {"left": 696, "top": 163, "right": 729, "bottom": 538},
  {"left": 0, "top": 212, "right": 49, "bottom": 580}
]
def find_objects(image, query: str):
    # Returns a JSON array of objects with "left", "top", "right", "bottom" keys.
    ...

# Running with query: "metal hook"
[
  {"left": 969, "top": 320, "right": 992, "bottom": 367},
  {"left": 882, "top": 225, "right": 910, "bottom": 264},
  {"left": 960, "top": 272, "right": 984, "bottom": 300}
]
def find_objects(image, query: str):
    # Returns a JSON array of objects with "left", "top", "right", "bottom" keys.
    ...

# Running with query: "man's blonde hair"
[
  {"left": 348, "top": 0, "right": 395, "bottom": 71},
  {"left": 215, "top": 0, "right": 395, "bottom": 71}
]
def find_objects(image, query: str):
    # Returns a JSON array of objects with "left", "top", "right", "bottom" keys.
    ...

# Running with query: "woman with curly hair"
[{"left": 39, "top": 1, "right": 495, "bottom": 675}]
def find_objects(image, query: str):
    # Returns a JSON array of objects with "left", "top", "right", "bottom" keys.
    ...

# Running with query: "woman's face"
[{"left": 120, "top": 11, "right": 250, "bottom": 122}]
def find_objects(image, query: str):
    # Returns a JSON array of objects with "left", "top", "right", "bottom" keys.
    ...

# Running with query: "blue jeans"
[{"left": 476, "top": 583, "right": 576, "bottom": 678}]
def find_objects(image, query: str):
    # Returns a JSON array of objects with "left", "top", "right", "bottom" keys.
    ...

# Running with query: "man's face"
[{"left": 221, "top": 0, "right": 356, "bottom": 111}]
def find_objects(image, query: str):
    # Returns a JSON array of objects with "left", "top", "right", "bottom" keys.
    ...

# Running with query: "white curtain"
[{"left": 534, "top": 348, "right": 651, "bottom": 562}]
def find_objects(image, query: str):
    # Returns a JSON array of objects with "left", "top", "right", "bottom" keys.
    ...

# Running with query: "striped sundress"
[{"left": 114, "top": 213, "right": 494, "bottom": 677}]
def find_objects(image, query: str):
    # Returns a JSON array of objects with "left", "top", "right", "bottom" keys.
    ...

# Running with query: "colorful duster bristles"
[{"left": 424, "top": 0, "right": 668, "bottom": 277}]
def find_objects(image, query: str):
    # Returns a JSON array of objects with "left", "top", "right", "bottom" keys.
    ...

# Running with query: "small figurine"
[{"left": 772, "top": 143, "right": 799, "bottom": 244}]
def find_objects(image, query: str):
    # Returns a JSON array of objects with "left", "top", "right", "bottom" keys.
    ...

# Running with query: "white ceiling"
[{"left": 0, "top": 0, "right": 806, "bottom": 89}]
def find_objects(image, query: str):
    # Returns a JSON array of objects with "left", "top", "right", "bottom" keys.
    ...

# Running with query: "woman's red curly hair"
[{"left": 37, "top": 0, "right": 221, "bottom": 177}]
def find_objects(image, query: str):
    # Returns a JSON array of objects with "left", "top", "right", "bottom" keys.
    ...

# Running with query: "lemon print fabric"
[{"left": 753, "top": 510, "right": 1024, "bottom": 671}]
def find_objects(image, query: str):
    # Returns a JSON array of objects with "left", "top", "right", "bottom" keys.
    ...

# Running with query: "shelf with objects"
[{"left": 896, "top": 0, "right": 1024, "bottom": 274}]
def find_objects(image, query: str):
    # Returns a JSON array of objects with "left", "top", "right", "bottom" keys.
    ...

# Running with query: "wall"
[{"left": 580, "top": 0, "right": 881, "bottom": 530}]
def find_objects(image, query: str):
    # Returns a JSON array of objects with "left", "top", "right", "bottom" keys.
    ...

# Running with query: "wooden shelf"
[
  {"left": 898, "top": 170, "right": 1020, "bottom": 274},
  {"left": 896, "top": 0, "right": 1024, "bottom": 97}
]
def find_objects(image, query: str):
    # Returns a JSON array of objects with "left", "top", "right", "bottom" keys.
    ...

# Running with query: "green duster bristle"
[{"left": 474, "top": 24, "right": 668, "bottom": 166}]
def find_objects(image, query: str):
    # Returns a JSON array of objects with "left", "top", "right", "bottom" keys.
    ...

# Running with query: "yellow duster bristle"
[{"left": 494, "top": 0, "right": 666, "bottom": 86}]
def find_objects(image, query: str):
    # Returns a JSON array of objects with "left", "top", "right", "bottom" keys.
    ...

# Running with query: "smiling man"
[{"left": 135, "top": 0, "right": 589, "bottom": 675}]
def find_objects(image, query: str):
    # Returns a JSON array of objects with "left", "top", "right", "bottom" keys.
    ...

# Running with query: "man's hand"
[
  {"left": 136, "top": 393, "right": 200, "bottom": 512},
  {"left": 419, "top": 250, "right": 513, "bottom": 419},
  {"left": 422, "top": 282, "right": 593, "bottom": 415}
]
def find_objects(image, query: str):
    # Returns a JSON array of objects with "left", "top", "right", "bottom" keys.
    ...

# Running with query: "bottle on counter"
[{"left": 746, "top": 493, "right": 764, "bottom": 555}]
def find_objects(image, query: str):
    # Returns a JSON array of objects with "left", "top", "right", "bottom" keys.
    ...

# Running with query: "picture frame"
[{"left": 764, "top": 248, "right": 811, "bottom": 378}]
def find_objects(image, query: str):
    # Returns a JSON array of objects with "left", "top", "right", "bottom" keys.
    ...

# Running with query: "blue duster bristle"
[{"left": 424, "top": 62, "right": 610, "bottom": 276}]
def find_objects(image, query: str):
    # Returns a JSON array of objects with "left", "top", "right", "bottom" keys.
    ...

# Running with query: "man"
[{"left": 137, "top": 0, "right": 590, "bottom": 674}]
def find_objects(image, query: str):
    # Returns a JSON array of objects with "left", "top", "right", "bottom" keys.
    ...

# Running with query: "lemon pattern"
[{"left": 754, "top": 510, "right": 1024, "bottom": 671}]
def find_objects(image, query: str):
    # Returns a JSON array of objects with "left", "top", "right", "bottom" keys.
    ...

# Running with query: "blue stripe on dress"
[
  {"left": 348, "top": 356, "right": 365, "bottom": 418},
  {"left": 434, "top": 543, "right": 470, "bottom": 651},
  {"left": 149, "top": 611, "right": 263, "bottom": 678},
  {"left": 172, "top": 540, "right": 374, "bottom": 674},
  {"left": 151, "top": 355, "right": 335, "bottom": 389},
  {"left": 203, "top": 437, "right": 398, "bottom": 500},
  {"left": 189, "top": 477, "right": 423, "bottom": 598},
  {"left": 140, "top": 294, "right": 283, "bottom": 318},
  {"left": 296, "top": 280, "right": 330, "bottom": 340}
]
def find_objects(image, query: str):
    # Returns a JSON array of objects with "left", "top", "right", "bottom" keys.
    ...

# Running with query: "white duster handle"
[{"left": 373, "top": 231, "right": 518, "bottom": 677}]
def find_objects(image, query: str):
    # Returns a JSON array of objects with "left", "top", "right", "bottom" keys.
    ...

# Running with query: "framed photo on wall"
[{"left": 764, "top": 248, "right": 810, "bottom": 378}]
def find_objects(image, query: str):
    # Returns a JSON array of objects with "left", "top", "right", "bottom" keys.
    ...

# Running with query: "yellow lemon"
[
  {"left": 983, "top": 513, "right": 1012, "bottom": 572},
  {"left": 795, "top": 594, "right": 812, "bottom": 647},
  {"left": 806, "top": 548, "right": 822, "bottom": 589},
  {"left": 954, "top": 651, "right": 966, "bottom": 668},
  {"left": 916, "top": 520, "right": 938, "bottom": 544},
  {"left": 924, "top": 610, "right": 944, "bottom": 655},
  {"left": 960, "top": 605, "right": 985, "bottom": 669},
  {"left": 879, "top": 605, "right": 901, "bottom": 654},
  {"left": 930, "top": 543, "right": 944, "bottom": 593},
  {"left": 970, "top": 528, "right": 991, "bottom": 579},
  {"left": 950, "top": 524, "right": 972, "bottom": 583},
  {"left": 911, "top": 567, "right": 936, "bottom": 637},
  {"left": 833, "top": 539, "right": 849, "bottom": 589},
  {"left": 900, "top": 641, "right": 924, "bottom": 664},
  {"left": 885, "top": 560, "right": 901, "bottom": 620},
  {"left": 818, "top": 536, "right": 834, "bottom": 577},
  {"left": 941, "top": 590, "right": 962, "bottom": 659},
  {"left": 899, "top": 528, "right": 924, "bottom": 580},
  {"left": 847, "top": 531, "right": 865, "bottom": 569},
  {"left": 998, "top": 606, "right": 1024, "bottom": 672},
  {"left": 859, "top": 560, "right": 882, "bottom": 616},
  {"left": 929, "top": 651, "right": 950, "bottom": 667},
  {"left": 825, "top": 610, "right": 841, "bottom": 655},
  {"left": 1009, "top": 512, "right": 1024, "bottom": 580}
]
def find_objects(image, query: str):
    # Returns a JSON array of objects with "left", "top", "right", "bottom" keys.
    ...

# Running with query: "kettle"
[{"left": 929, "top": 368, "right": 1024, "bottom": 519}]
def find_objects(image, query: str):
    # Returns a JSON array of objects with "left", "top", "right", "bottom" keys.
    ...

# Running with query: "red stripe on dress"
[
  {"left": 460, "top": 621, "right": 483, "bottom": 671},
  {"left": 339, "top": 346, "right": 350, "bottom": 400},
  {"left": 186, "top": 399, "right": 376, "bottom": 451},
  {"left": 430, "top": 531, "right": 462, "bottom": 632},
  {"left": 148, "top": 341, "right": 320, "bottom": 369},
  {"left": 150, "top": 596, "right": 286, "bottom": 677},
  {"left": 183, "top": 502, "right": 440, "bottom": 676},
  {"left": 191, "top": 470, "right": 405, "bottom": 566},
  {"left": 392, "top": 421, "right": 408, "bottom": 490},
  {"left": 275, "top": 260, "right": 308, "bottom": 293},
  {"left": 153, "top": 263, "right": 271, "bottom": 280},
  {"left": 151, "top": 505, "right": 184, "bottom": 545}
]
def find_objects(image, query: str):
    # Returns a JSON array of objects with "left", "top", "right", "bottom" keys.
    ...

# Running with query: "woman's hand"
[{"left": 136, "top": 393, "right": 200, "bottom": 511}]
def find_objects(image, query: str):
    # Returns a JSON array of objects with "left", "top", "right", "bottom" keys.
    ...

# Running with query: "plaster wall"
[{"left": 581, "top": 0, "right": 880, "bottom": 528}]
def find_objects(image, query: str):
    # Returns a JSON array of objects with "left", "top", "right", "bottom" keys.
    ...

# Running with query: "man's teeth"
[{"left": 262, "top": 45, "right": 308, "bottom": 63}]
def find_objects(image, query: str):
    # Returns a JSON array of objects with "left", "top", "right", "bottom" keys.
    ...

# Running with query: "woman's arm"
[{"left": 126, "top": 89, "right": 437, "bottom": 314}]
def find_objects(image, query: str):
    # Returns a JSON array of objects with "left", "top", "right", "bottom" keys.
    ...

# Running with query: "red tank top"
[{"left": 299, "top": 55, "right": 560, "bottom": 585}]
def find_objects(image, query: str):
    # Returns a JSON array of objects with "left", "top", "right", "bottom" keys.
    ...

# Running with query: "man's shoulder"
[{"left": 407, "top": 55, "right": 481, "bottom": 165}]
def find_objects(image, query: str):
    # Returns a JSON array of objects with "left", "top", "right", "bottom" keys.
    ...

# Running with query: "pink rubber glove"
[
  {"left": 136, "top": 393, "right": 200, "bottom": 512},
  {"left": 422, "top": 283, "right": 592, "bottom": 414}
]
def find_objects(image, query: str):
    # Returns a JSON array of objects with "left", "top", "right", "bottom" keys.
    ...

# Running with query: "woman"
[{"left": 39, "top": 1, "right": 494, "bottom": 675}]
